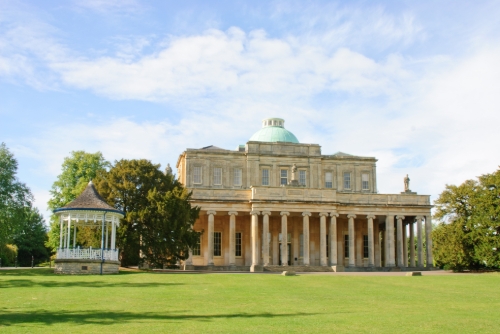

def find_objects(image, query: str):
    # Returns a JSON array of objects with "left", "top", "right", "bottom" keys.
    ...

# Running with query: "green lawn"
[{"left": 1, "top": 269, "right": 499, "bottom": 333}]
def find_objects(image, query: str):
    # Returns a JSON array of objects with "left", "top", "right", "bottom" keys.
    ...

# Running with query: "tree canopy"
[
  {"left": 433, "top": 168, "right": 500, "bottom": 271},
  {"left": 95, "top": 159, "right": 201, "bottom": 268}
]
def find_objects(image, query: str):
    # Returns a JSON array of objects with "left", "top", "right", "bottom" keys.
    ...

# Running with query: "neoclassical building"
[{"left": 177, "top": 118, "right": 433, "bottom": 272}]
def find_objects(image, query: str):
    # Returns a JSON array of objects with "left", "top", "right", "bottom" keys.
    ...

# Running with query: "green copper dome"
[{"left": 249, "top": 118, "right": 299, "bottom": 143}]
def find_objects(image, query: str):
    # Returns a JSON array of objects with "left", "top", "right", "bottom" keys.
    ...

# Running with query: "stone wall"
[{"left": 54, "top": 259, "right": 120, "bottom": 274}]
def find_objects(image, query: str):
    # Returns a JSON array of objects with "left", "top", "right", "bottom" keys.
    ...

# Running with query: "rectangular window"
[
  {"left": 363, "top": 235, "right": 369, "bottom": 258},
  {"left": 343, "top": 172, "right": 351, "bottom": 190},
  {"left": 362, "top": 173, "right": 369, "bottom": 190},
  {"left": 325, "top": 172, "right": 333, "bottom": 188},
  {"left": 213, "top": 167, "right": 222, "bottom": 185},
  {"left": 299, "top": 170, "right": 306, "bottom": 186},
  {"left": 326, "top": 234, "right": 329, "bottom": 257},
  {"left": 299, "top": 234, "right": 304, "bottom": 257},
  {"left": 235, "top": 232, "right": 242, "bottom": 257},
  {"left": 262, "top": 169, "right": 270, "bottom": 185},
  {"left": 193, "top": 166, "right": 202, "bottom": 184},
  {"left": 344, "top": 234, "right": 349, "bottom": 258},
  {"left": 193, "top": 235, "right": 201, "bottom": 256},
  {"left": 214, "top": 232, "right": 221, "bottom": 256},
  {"left": 280, "top": 169, "right": 288, "bottom": 185},
  {"left": 234, "top": 168, "right": 242, "bottom": 186}
]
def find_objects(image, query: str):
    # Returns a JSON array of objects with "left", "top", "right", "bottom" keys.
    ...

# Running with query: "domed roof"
[{"left": 249, "top": 118, "right": 299, "bottom": 144}]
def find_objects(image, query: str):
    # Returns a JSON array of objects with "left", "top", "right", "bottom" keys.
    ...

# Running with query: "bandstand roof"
[{"left": 53, "top": 180, "right": 124, "bottom": 215}]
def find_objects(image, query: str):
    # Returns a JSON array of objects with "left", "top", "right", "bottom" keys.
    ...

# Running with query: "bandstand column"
[
  {"left": 347, "top": 214, "right": 356, "bottom": 267},
  {"left": 111, "top": 221, "right": 116, "bottom": 249},
  {"left": 105, "top": 222, "right": 109, "bottom": 249},
  {"left": 302, "top": 212, "right": 311, "bottom": 266},
  {"left": 425, "top": 215, "right": 434, "bottom": 268},
  {"left": 250, "top": 210, "right": 260, "bottom": 271},
  {"left": 207, "top": 210, "right": 216, "bottom": 266},
  {"left": 416, "top": 216, "right": 424, "bottom": 268},
  {"left": 73, "top": 223, "right": 77, "bottom": 248},
  {"left": 319, "top": 213, "right": 328, "bottom": 266},
  {"left": 409, "top": 220, "right": 415, "bottom": 267},
  {"left": 367, "top": 214, "right": 376, "bottom": 267},
  {"left": 66, "top": 215, "right": 72, "bottom": 249},
  {"left": 228, "top": 211, "right": 238, "bottom": 266},
  {"left": 396, "top": 215, "right": 405, "bottom": 268},
  {"left": 59, "top": 216, "right": 63, "bottom": 249},
  {"left": 262, "top": 211, "right": 271, "bottom": 266},
  {"left": 329, "top": 213, "right": 339, "bottom": 266},
  {"left": 280, "top": 211, "right": 289, "bottom": 266}
]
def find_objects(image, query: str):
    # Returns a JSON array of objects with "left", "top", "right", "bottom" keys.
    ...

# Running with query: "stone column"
[
  {"left": 367, "top": 214, "right": 376, "bottom": 267},
  {"left": 396, "top": 215, "right": 405, "bottom": 268},
  {"left": 280, "top": 211, "right": 289, "bottom": 266},
  {"left": 386, "top": 215, "right": 395, "bottom": 267},
  {"left": 329, "top": 212, "right": 339, "bottom": 266},
  {"left": 59, "top": 216, "right": 63, "bottom": 249},
  {"left": 207, "top": 210, "right": 216, "bottom": 266},
  {"left": 319, "top": 213, "right": 328, "bottom": 266},
  {"left": 302, "top": 212, "right": 311, "bottom": 266},
  {"left": 425, "top": 215, "right": 434, "bottom": 268},
  {"left": 250, "top": 210, "right": 260, "bottom": 271},
  {"left": 347, "top": 214, "right": 356, "bottom": 267},
  {"left": 228, "top": 211, "right": 238, "bottom": 266},
  {"left": 409, "top": 220, "right": 415, "bottom": 267},
  {"left": 416, "top": 216, "right": 424, "bottom": 268},
  {"left": 262, "top": 211, "right": 271, "bottom": 266},
  {"left": 403, "top": 223, "right": 408, "bottom": 267}
]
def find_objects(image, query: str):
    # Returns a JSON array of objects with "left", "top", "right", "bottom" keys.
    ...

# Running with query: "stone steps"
[{"left": 263, "top": 265, "right": 333, "bottom": 272}]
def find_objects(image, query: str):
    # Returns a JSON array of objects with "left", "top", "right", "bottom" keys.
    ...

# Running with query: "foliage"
[
  {"left": 433, "top": 168, "right": 500, "bottom": 270},
  {"left": 0, "top": 143, "right": 33, "bottom": 248},
  {"left": 94, "top": 159, "right": 201, "bottom": 267},
  {"left": 12, "top": 207, "right": 50, "bottom": 267},
  {"left": 0, "top": 244, "right": 17, "bottom": 266},
  {"left": 46, "top": 151, "right": 110, "bottom": 251}
]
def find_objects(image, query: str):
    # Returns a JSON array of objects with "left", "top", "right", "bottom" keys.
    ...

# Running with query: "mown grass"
[{"left": 1, "top": 269, "right": 499, "bottom": 333}]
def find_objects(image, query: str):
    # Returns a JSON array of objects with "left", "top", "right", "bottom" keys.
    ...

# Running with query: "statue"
[
  {"left": 165, "top": 163, "right": 173, "bottom": 176},
  {"left": 291, "top": 163, "right": 298, "bottom": 181},
  {"left": 404, "top": 174, "right": 410, "bottom": 192}
]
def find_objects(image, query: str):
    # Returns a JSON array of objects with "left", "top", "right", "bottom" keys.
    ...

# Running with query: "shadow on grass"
[
  {"left": 0, "top": 309, "right": 318, "bottom": 326},
  {"left": 0, "top": 279, "right": 185, "bottom": 289}
]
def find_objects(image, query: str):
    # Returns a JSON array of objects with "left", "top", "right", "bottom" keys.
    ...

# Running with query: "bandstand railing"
[{"left": 56, "top": 247, "right": 119, "bottom": 261}]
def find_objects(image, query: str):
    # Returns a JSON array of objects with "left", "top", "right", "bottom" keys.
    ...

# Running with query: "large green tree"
[
  {"left": 12, "top": 207, "right": 49, "bottom": 266},
  {"left": 46, "top": 151, "right": 110, "bottom": 251},
  {"left": 94, "top": 159, "right": 201, "bottom": 267},
  {"left": 0, "top": 143, "right": 33, "bottom": 261},
  {"left": 433, "top": 168, "right": 500, "bottom": 270}
]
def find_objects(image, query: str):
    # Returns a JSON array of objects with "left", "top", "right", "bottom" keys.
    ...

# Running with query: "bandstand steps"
[{"left": 264, "top": 265, "right": 333, "bottom": 272}]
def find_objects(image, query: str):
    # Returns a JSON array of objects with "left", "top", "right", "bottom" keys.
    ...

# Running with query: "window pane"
[
  {"left": 344, "top": 234, "right": 349, "bottom": 258},
  {"left": 325, "top": 172, "right": 332, "bottom": 188},
  {"left": 214, "top": 232, "right": 221, "bottom": 256},
  {"left": 326, "top": 234, "right": 329, "bottom": 257},
  {"left": 343, "top": 172, "right": 351, "bottom": 190},
  {"left": 280, "top": 169, "right": 288, "bottom": 185},
  {"left": 234, "top": 168, "right": 242, "bottom": 186},
  {"left": 363, "top": 235, "right": 369, "bottom": 258},
  {"left": 193, "top": 166, "right": 202, "bottom": 184},
  {"left": 235, "top": 232, "right": 242, "bottom": 257},
  {"left": 213, "top": 167, "right": 222, "bottom": 185},
  {"left": 299, "top": 170, "right": 306, "bottom": 186},
  {"left": 193, "top": 235, "right": 201, "bottom": 256},
  {"left": 362, "top": 173, "right": 369, "bottom": 190},
  {"left": 262, "top": 169, "right": 269, "bottom": 185}
]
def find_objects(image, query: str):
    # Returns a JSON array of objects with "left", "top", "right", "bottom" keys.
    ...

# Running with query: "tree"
[
  {"left": 433, "top": 168, "right": 500, "bottom": 270},
  {"left": 0, "top": 143, "right": 33, "bottom": 260},
  {"left": 46, "top": 151, "right": 110, "bottom": 251},
  {"left": 12, "top": 207, "right": 49, "bottom": 266},
  {"left": 94, "top": 159, "right": 201, "bottom": 267}
]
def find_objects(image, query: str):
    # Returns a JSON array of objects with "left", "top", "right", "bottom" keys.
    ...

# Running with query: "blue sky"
[{"left": 1, "top": 0, "right": 500, "bottom": 222}]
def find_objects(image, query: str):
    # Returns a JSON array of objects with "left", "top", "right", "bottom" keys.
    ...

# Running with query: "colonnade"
[
  {"left": 188, "top": 210, "right": 434, "bottom": 270},
  {"left": 58, "top": 214, "right": 117, "bottom": 250}
]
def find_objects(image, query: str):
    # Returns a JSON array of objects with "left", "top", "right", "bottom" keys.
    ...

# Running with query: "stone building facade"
[{"left": 176, "top": 118, "right": 433, "bottom": 272}]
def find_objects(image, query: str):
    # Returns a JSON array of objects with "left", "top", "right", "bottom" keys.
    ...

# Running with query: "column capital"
[
  {"left": 261, "top": 210, "right": 271, "bottom": 216},
  {"left": 250, "top": 210, "right": 260, "bottom": 216},
  {"left": 330, "top": 212, "right": 339, "bottom": 218},
  {"left": 228, "top": 211, "right": 238, "bottom": 216},
  {"left": 366, "top": 214, "right": 376, "bottom": 220},
  {"left": 302, "top": 211, "right": 311, "bottom": 217},
  {"left": 319, "top": 212, "right": 329, "bottom": 217},
  {"left": 347, "top": 214, "right": 357, "bottom": 219},
  {"left": 396, "top": 215, "right": 405, "bottom": 220},
  {"left": 207, "top": 210, "right": 216, "bottom": 216},
  {"left": 415, "top": 215, "right": 424, "bottom": 221},
  {"left": 280, "top": 211, "right": 290, "bottom": 216}
]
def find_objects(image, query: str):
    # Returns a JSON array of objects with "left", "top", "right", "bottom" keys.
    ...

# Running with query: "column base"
[
  {"left": 250, "top": 264, "right": 263, "bottom": 272},
  {"left": 331, "top": 265, "right": 344, "bottom": 272}
]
